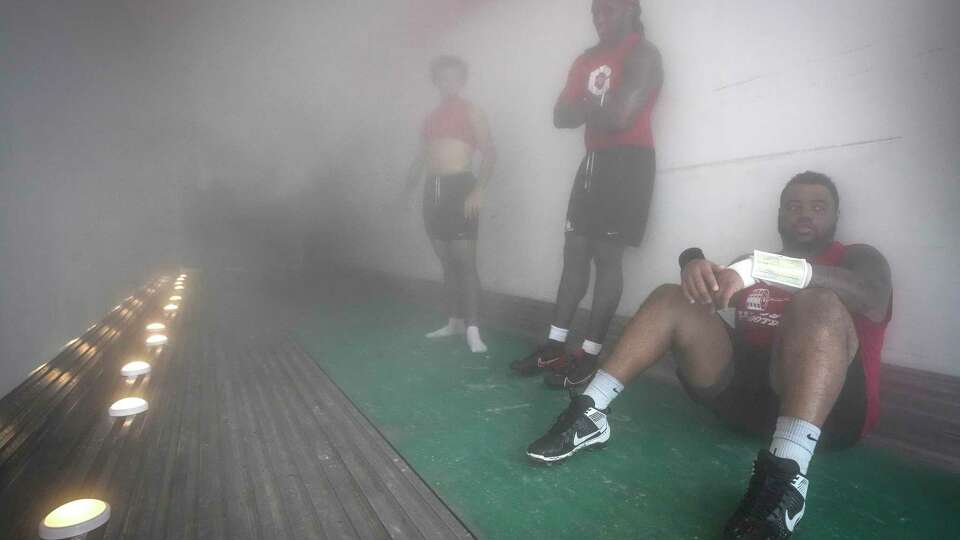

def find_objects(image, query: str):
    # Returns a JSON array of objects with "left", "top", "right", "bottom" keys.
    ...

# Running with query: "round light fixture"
[
  {"left": 39, "top": 499, "right": 111, "bottom": 539},
  {"left": 169, "top": 295, "right": 182, "bottom": 301},
  {"left": 109, "top": 397, "right": 148, "bottom": 417},
  {"left": 121, "top": 361, "right": 151, "bottom": 378},
  {"left": 174, "top": 285, "right": 185, "bottom": 291},
  {"left": 145, "top": 322, "right": 166, "bottom": 332},
  {"left": 163, "top": 303, "right": 179, "bottom": 312},
  {"left": 145, "top": 334, "right": 168, "bottom": 347}
]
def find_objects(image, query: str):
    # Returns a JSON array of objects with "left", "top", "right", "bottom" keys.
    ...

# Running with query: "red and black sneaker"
[
  {"left": 544, "top": 349, "right": 599, "bottom": 389},
  {"left": 510, "top": 341, "right": 568, "bottom": 376}
]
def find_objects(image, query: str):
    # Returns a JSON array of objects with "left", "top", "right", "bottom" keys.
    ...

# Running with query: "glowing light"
[
  {"left": 174, "top": 285, "right": 185, "bottom": 291},
  {"left": 169, "top": 295, "right": 182, "bottom": 301},
  {"left": 145, "top": 334, "right": 168, "bottom": 347},
  {"left": 109, "top": 397, "right": 148, "bottom": 417},
  {"left": 163, "top": 303, "right": 179, "bottom": 312},
  {"left": 121, "top": 361, "right": 151, "bottom": 378},
  {"left": 146, "top": 322, "right": 166, "bottom": 332},
  {"left": 39, "top": 499, "right": 111, "bottom": 539}
]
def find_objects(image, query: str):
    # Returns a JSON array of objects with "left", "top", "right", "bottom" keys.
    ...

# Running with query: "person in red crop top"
[
  {"left": 511, "top": 0, "right": 663, "bottom": 388},
  {"left": 403, "top": 56, "right": 497, "bottom": 354},
  {"left": 526, "top": 172, "right": 893, "bottom": 539}
]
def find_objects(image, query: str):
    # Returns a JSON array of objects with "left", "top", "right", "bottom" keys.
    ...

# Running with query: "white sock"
[
  {"left": 582, "top": 369, "right": 624, "bottom": 410},
  {"left": 425, "top": 318, "right": 465, "bottom": 338},
  {"left": 548, "top": 325, "right": 569, "bottom": 343},
  {"left": 770, "top": 416, "right": 820, "bottom": 474},
  {"left": 466, "top": 326, "right": 487, "bottom": 353},
  {"left": 582, "top": 339, "right": 602, "bottom": 356}
]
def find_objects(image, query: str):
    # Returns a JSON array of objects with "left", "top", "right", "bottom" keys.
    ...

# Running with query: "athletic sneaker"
[
  {"left": 526, "top": 394, "right": 610, "bottom": 463},
  {"left": 723, "top": 450, "right": 809, "bottom": 539},
  {"left": 543, "top": 349, "right": 599, "bottom": 389},
  {"left": 510, "top": 341, "right": 567, "bottom": 376}
]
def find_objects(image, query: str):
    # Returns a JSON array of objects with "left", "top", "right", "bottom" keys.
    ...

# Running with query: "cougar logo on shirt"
[
  {"left": 746, "top": 288, "right": 770, "bottom": 312},
  {"left": 588, "top": 65, "right": 613, "bottom": 96}
]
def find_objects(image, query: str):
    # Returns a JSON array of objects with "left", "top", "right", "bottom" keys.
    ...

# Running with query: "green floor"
[{"left": 295, "top": 295, "right": 960, "bottom": 539}]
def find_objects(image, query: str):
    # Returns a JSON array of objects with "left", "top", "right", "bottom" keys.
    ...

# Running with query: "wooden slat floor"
[{"left": 0, "top": 274, "right": 473, "bottom": 540}]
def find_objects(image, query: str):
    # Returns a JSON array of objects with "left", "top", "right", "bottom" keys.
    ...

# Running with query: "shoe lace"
[
  {"left": 547, "top": 396, "right": 582, "bottom": 435},
  {"left": 727, "top": 461, "right": 766, "bottom": 531},
  {"left": 755, "top": 475, "right": 792, "bottom": 517}
]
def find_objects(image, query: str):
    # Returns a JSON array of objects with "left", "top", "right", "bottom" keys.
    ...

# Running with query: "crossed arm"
[{"left": 554, "top": 40, "right": 663, "bottom": 130}]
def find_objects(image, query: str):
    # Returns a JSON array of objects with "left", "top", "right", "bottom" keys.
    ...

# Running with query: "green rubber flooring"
[{"left": 294, "top": 295, "right": 960, "bottom": 539}]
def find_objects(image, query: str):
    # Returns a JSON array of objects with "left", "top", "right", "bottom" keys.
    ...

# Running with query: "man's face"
[
  {"left": 778, "top": 183, "right": 838, "bottom": 250},
  {"left": 592, "top": 0, "right": 633, "bottom": 44},
  {"left": 436, "top": 67, "right": 465, "bottom": 97}
]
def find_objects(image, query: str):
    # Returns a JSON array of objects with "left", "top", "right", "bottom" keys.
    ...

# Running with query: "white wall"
[
  {"left": 350, "top": 0, "right": 960, "bottom": 376},
  {"left": 2, "top": 0, "right": 956, "bottom": 399},
  {"left": 0, "top": 1, "right": 191, "bottom": 396}
]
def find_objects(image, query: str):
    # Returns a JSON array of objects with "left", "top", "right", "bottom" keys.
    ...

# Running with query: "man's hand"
[
  {"left": 711, "top": 269, "right": 746, "bottom": 310},
  {"left": 681, "top": 259, "right": 725, "bottom": 305},
  {"left": 464, "top": 187, "right": 483, "bottom": 220}
]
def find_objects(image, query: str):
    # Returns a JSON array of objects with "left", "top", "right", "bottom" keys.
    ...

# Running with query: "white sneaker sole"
[{"left": 526, "top": 426, "right": 610, "bottom": 463}]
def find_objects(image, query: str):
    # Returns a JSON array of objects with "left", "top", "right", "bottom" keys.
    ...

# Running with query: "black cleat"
[
  {"left": 510, "top": 341, "right": 568, "bottom": 376},
  {"left": 723, "top": 450, "right": 809, "bottom": 539},
  {"left": 526, "top": 394, "right": 610, "bottom": 463},
  {"left": 544, "top": 349, "right": 598, "bottom": 389}
]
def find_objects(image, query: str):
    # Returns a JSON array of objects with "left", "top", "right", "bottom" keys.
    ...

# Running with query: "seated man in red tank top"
[{"left": 526, "top": 172, "right": 893, "bottom": 540}]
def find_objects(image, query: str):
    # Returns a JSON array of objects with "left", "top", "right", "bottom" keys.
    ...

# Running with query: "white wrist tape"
[
  {"left": 727, "top": 258, "right": 757, "bottom": 288},
  {"left": 751, "top": 250, "right": 813, "bottom": 289}
]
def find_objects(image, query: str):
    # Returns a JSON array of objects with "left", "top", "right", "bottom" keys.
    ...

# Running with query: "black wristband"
[{"left": 679, "top": 247, "right": 705, "bottom": 270}]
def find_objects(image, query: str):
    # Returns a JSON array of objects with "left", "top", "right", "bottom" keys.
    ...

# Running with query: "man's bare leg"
[
  {"left": 526, "top": 284, "right": 735, "bottom": 462},
  {"left": 585, "top": 284, "right": 735, "bottom": 409},
  {"left": 766, "top": 287, "right": 859, "bottom": 474}
]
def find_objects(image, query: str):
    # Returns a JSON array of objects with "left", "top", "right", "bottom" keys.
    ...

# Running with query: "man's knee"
[
  {"left": 646, "top": 283, "right": 685, "bottom": 306},
  {"left": 785, "top": 288, "right": 849, "bottom": 322}
]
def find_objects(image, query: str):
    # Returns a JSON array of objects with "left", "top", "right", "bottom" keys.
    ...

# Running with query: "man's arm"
[
  {"left": 586, "top": 41, "right": 662, "bottom": 131},
  {"left": 465, "top": 105, "right": 497, "bottom": 219},
  {"left": 402, "top": 144, "right": 426, "bottom": 197},
  {"left": 554, "top": 58, "right": 588, "bottom": 129},
  {"left": 807, "top": 244, "right": 892, "bottom": 323},
  {"left": 469, "top": 105, "right": 496, "bottom": 190}
]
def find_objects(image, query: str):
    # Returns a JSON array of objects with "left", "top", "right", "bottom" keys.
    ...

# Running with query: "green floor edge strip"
[{"left": 295, "top": 295, "right": 960, "bottom": 539}]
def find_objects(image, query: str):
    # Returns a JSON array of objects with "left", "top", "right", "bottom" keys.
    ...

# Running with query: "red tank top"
[
  {"left": 558, "top": 32, "right": 659, "bottom": 151},
  {"left": 422, "top": 96, "right": 477, "bottom": 147},
  {"left": 734, "top": 242, "right": 892, "bottom": 435}
]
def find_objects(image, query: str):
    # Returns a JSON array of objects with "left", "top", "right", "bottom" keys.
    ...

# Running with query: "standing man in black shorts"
[{"left": 511, "top": 0, "right": 662, "bottom": 387}]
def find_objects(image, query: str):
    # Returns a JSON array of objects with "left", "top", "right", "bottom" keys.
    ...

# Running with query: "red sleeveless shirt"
[
  {"left": 558, "top": 32, "right": 659, "bottom": 151},
  {"left": 734, "top": 242, "right": 892, "bottom": 435},
  {"left": 422, "top": 96, "right": 477, "bottom": 148}
]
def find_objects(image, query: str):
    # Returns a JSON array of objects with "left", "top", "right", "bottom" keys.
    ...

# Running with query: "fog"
[{"left": 2, "top": 0, "right": 959, "bottom": 396}]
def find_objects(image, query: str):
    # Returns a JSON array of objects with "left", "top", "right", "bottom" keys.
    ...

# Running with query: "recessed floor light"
[
  {"left": 145, "top": 334, "right": 168, "bottom": 347},
  {"left": 146, "top": 322, "right": 166, "bottom": 332},
  {"left": 109, "top": 397, "right": 148, "bottom": 417},
  {"left": 39, "top": 499, "right": 111, "bottom": 539},
  {"left": 121, "top": 361, "right": 151, "bottom": 378},
  {"left": 163, "top": 304, "right": 179, "bottom": 312},
  {"left": 169, "top": 295, "right": 182, "bottom": 301}
]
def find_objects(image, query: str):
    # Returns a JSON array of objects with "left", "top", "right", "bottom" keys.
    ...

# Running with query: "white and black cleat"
[
  {"left": 526, "top": 395, "right": 610, "bottom": 463},
  {"left": 723, "top": 450, "right": 809, "bottom": 539}
]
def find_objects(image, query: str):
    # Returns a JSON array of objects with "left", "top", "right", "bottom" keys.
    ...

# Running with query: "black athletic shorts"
[
  {"left": 423, "top": 172, "right": 479, "bottom": 242},
  {"left": 565, "top": 146, "right": 655, "bottom": 247},
  {"left": 677, "top": 339, "right": 869, "bottom": 449}
]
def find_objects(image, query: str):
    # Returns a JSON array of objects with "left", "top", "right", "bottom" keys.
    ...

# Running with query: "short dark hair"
[
  {"left": 781, "top": 171, "right": 840, "bottom": 210},
  {"left": 430, "top": 55, "right": 468, "bottom": 85}
]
